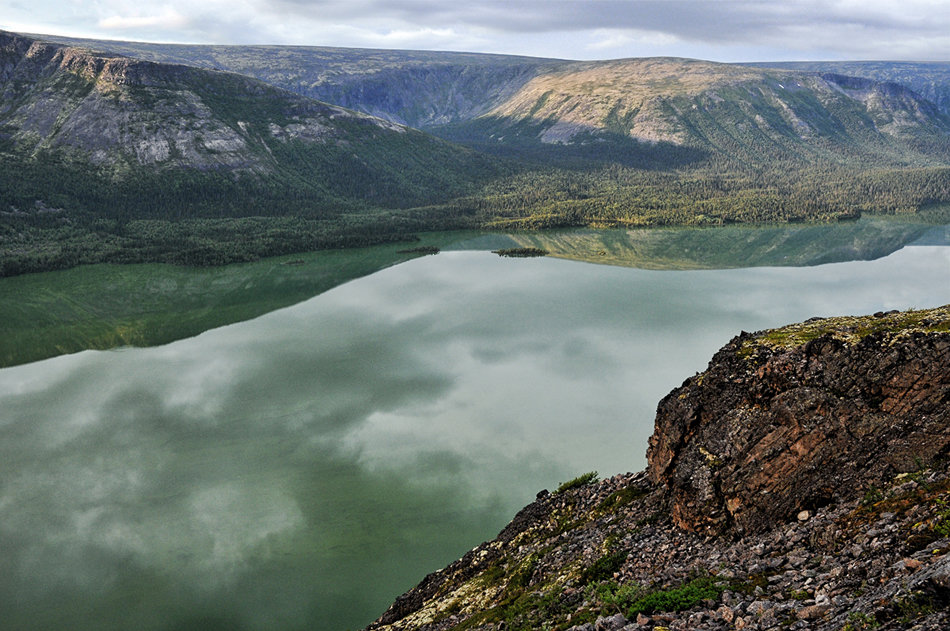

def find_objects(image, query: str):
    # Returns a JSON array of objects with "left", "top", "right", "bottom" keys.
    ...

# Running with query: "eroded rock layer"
[{"left": 649, "top": 308, "right": 950, "bottom": 535}]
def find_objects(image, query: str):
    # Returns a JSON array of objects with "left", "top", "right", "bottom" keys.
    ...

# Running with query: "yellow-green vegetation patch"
[
  {"left": 555, "top": 471, "right": 599, "bottom": 494},
  {"left": 740, "top": 304, "right": 950, "bottom": 358}
]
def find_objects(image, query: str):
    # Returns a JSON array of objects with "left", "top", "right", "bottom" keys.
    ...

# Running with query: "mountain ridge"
[
  {"left": 32, "top": 34, "right": 950, "bottom": 147},
  {"left": 747, "top": 61, "right": 950, "bottom": 116},
  {"left": 25, "top": 32, "right": 567, "bottom": 129},
  {"left": 5, "top": 30, "right": 950, "bottom": 277}
]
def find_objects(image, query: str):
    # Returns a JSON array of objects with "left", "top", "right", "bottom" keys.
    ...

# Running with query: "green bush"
[{"left": 555, "top": 471, "right": 598, "bottom": 494}]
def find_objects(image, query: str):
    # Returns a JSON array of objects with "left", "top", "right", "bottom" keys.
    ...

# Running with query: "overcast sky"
[{"left": 3, "top": 0, "right": 949, "bottom": 62}]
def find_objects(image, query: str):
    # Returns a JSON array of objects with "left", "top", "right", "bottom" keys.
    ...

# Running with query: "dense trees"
[{"left": 4, "top": 140, "right": 950, "bottom": 277}]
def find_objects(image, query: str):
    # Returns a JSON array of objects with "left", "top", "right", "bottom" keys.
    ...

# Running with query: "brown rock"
[
  {"left": 903, "top": 558, "right": 923, "bottom": 571},
  {"left": 647, "top": 309, "right": 950, "bottom": 535},
  {"left": 716, "top": 605, "right": 735, "bottom": 623},
  {"left": 797, "top": 604, "right": 831, "bottom": 620}
]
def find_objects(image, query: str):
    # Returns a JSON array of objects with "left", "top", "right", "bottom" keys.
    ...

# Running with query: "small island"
[
  {"left": 492, "top": 247, "right": 549, "bottom": 258},
  {"left": 397, "top": 246, "right": 441, "bottom": 255}
]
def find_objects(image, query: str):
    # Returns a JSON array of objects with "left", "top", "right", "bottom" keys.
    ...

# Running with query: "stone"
[
  {"left": 595, "top": 613, "right": 627, "bottom": 631},
  {"left": 903, "top": 558, "right": 923, "bottom": 571},
  {"left": 796, "top": 604, "right": 831, "bottom": 620},
  {"left": 717, "top": 605, "right": 735, "bottom": 623}
]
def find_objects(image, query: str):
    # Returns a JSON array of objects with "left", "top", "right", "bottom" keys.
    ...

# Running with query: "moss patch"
[{"left": 739, "top": 304, "right": 950, "bottom": 358}]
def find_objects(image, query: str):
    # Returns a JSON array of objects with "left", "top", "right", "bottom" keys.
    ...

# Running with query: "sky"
[{"left": 3, "top": 0, "right": 950, "bottom": 62}]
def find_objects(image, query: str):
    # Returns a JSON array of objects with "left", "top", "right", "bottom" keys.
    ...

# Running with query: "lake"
[{"left": 0, "top": 217, "right": 948, "bottom": 630}]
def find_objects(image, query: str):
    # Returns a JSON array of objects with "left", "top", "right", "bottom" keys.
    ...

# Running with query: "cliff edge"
[
  {"left": 650, "top": 307, "right": 950, "bottom": 536},
  {"left": 366, "top": 305, "right": 950, "bottom": 631}
]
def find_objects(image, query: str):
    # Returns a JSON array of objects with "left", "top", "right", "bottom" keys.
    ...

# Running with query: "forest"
[{"left": 4, "top": 140, "right": 950, "bottom": 277}]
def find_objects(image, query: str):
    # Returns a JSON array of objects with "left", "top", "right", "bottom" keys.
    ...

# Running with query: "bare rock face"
[{"left": 647, "top": 307, "right": 950, "bottom": 535}]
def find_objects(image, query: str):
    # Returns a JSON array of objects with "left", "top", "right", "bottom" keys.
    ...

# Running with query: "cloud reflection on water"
[{"left": 0, "top": 245, "right": 947, "bottom": 630}]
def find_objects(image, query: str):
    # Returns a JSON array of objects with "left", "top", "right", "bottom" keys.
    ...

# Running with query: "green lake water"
[{"left": 0, "top": 217, "right": 948, "bottom": 630}]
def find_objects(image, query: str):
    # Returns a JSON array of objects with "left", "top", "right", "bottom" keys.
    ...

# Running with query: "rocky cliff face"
[
  {"left": 366, "top": 306, "right": 950, "bottom": 631},
  {"left": 649, "top": 309, "right": 950, "bottom": 536}
]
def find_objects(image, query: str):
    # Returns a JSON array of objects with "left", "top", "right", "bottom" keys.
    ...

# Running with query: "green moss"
[
  {"left": 739, "top": 305, "right": 950, "bottom": 358},
  {"left": 583, "top": 574, "right": 727, "bottom": 621},
  {"left": 889, "top": 591, "right": 939, "bottom": 623},
  {"left": 509, "top": 553, "right": 541, "bottom": 591},
  {"left": 455, "top": 584, "right": 578, "bottom": 631},
  {"left": 597, "top": 485, "right": 648, "bottom": 512},
  {"left": 842, "top": 611, "right": 880, "bottom": 631}
]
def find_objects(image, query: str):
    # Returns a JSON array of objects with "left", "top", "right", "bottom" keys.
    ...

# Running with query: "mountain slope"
[
  {"left": 445, "top": 58, "right": 950, "bottom": 168},
  {"left": 28, "top": 34, "right": 950, "bottom": 169},
  {"left": 28, "top": 33, "right": 564, "bottom": 129},
  {"left": 748, "top": 61, "right": 950, "bottom": 116},
  {"left": 0, "top": 30, "right": 498, "bottom": 211}
]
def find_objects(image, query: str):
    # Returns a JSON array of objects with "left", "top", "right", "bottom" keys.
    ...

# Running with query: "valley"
[
  {"left": 3, "top": 22, "right": 950, "bottom": 631},
  {"left": 5, "top": 31, "right": 950, "bottom": 276}
]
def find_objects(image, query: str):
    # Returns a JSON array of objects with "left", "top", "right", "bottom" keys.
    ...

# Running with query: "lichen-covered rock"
[{"left": 648, "top": 305, "right": 950, "bottom": 535}]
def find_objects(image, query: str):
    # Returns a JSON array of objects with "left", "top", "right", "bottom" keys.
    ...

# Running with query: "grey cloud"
[
  {"left": 261, "top": 0, "right": 950, "bottom": 58},
  {"left": 266, "top": 0, "right": 945, "bottom": 37}
]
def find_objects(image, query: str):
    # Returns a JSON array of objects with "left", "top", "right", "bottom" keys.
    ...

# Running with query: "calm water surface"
[{"left": 1, "top": 226, "right": 948, "bottom": 630}]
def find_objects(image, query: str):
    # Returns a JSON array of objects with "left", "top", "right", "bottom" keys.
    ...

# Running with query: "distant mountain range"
[
  {"left": 27, "top": 33, "right": 950, "bottom": 168},
  {"left": 4, "top": 30, "right": 950, "bottom": 275}
]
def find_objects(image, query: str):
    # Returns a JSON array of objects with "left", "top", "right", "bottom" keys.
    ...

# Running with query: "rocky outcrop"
[
  {"left": 365, "top": 306, "right": 950, "bottom": 631},
  {"left": 648, "top": 308, "right": 950, "bottom": 535}
]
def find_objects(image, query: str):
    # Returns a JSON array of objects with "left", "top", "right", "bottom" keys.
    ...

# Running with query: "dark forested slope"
[{"left": 0, "top": 31, "right": 503, "bottom": 273}]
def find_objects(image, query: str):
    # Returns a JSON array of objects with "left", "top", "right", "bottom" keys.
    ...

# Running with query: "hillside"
[
  {"left": 365, "top": 305, "right": 950, "bottom": 631},
  {"left": 28, "top": 33, "right": 565, "bottom": 129},
  {"left": 0, "top": 30, "right": 504, "bottom": 273},
  {"left": 749, "top": 61, "right": 950, "bottom": 117},
  {"left": 0, "top": 30, "right": 496, "bottom": 199},
  {"left": 32, "top": 35, "right": 950, "bottom": 169},
  {"left": 437, "top": 58, "right": 950, "bottom": 169}
]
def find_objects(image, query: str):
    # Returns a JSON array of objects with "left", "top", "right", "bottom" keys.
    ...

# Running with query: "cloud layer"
[{"left": 4, "top": 0, "right": 950, "bottom": 61}]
